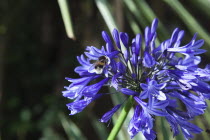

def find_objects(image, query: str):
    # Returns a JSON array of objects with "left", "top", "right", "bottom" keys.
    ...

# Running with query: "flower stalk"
[{"left": 107, "top": 96, "right": 134, "bottom": 140}]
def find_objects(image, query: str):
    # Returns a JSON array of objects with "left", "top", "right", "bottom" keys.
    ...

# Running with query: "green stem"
[{"left": 107, "top": 96, "right": 134, "bottom": 140}]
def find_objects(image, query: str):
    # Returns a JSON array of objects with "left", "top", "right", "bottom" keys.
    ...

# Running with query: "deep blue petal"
[
  {"left": 153, "top": 100, "right": 169, "bottom": 109},
  {"left": 143, "top": 52, "right": 156, "bottom": 68},
  {"left": 120, "top": 32, "right": 129, "bottom": 48},
  {"left": 117, "top": 62, "right": 126, "bottom": 74},
  {"left": 170, "top": 28, "right": 179, "bottom": 45},
  {"left": 135, "top": 34, "right": 141, "bottom": 56},
  {"left": 112, "top": 29, "right": 121, "bottom": 49},
  {"left": 102, "top": 31, "right": 112, "bottom": 44},
  {"left": 66, "top": 99, "right": 92, "bottom": 115},
  {"left": 151, "top": 18, "right": 158, "bottom": 35},
  {"left": 100, "top": 104, "right": 121, "bottom": 123},
  {"left": 121, "top": 88, "right": 138, "bottom": 95},
  {"left": 82, "top": 78, "right": 109, "bottom": 97},
  {"left": 177, "top": 30, "right": 185, "bottom": 41},
  {"left": 107, "top": 51, "right": 120, "bottom": 58},
  {"left": 148, "top": 108, "right": 167, "bottom": 116}
]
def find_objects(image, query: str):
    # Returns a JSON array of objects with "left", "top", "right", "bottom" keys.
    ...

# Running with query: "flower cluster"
[{"left": 62, "top": 18, "right": 210, "bottom": 140}]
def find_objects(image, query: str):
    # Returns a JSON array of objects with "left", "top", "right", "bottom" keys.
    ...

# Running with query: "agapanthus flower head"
[{"left": 62, "top": 18, "right": 210, "bottom": 140}]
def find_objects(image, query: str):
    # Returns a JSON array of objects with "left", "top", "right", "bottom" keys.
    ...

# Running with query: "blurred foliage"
[{"left": 0, "top": 0, "right": 210, "bottom": 140}]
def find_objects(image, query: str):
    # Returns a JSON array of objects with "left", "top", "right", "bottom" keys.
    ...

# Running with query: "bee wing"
[{"left": 88, "top": 64, "right": 96, "bottom": 73}]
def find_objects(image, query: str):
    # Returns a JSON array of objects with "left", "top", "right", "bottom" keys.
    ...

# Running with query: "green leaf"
[
  {"left": 123, "top": 0, "right": 148, "bottom": 27},
  {"left": 90, "top": 113, "right": 108, "bottom": 140},
  {"left": 58, "top": 0, "right": 75, "bottom": 39},
  {"left": 59, "top": 113, "right": 87, "bottom": 140},
  {"left": 191, "top": 0, "right": 210, "bottom": 17},
  {"left": 126, "top": 12, "right": 142, "bottom": 34},
  {"left": 134, "top": 0, "right": 169, "bottom": 41},
  {"left": 95, "top": 0, "right": 117, "bottom": 32}
]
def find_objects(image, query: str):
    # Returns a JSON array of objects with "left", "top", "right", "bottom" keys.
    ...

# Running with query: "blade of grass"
[
  {"left": 156, "top": 116, "right": 163, "bottom": 140},
  {"left": 134, "top": 0, "right": 169, "bottom": 41},
  {"left": 161, "top": 117, "right": 172, "bottom": 140},
  {"left": 204, "top": 111, "right": 210, "bottom": 126},
  {"left": 163, "top": 0, "right": 210, "bottom": 55},
  {"left": 59, "top": 113, "right": 87, "bottom": 140},
  {"left": 57, "top": 0, "right": 75, "bottom": 39},
  {"left": 89, "top": 113, "right": 108, "bottom": 140},
  {"left": 40, "top": 127, "right": 64, "bottom": 140},
  {"left": 95, "top": 0, "right": 117, "bottom": 32},
  {"left": 195, "top": 116, "right": 208, "bottom": 140},
  {"left": 123, "top": 0, "right": 148, "bottom": 27},
  {"left": 191, "top": 0, "right": 210, "bottom": 17},
  {"left": 126, "top": 12, "right": 142, "bottom": 34},
  {"left": 203, "top": 101, "right": 210, "bottom": 129}
]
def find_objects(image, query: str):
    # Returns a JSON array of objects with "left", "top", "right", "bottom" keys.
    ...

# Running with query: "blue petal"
[
  {"left": 165, "top": 114, "right": 179, "bottom": 136},
  {"left": 100, "top": 104, "right": 121, "bottom": 123},
  {"left": 111, "top": 73, "right": 121, "bottom": 89},
  {"left": 117, "top": 62, "right": 126, "bottom": 74},
  {"left": 192, "top": 39, "right": 204, "bottom": 49},
  {"left": 145, "top": 27, "right": 151, "bottom": 47},
  {"left": 143, "top": 52, "right": 156, "bottom": 68},
  {"left": 142, "top": 129, "right": 156, "bottom": 140},
  {"left": 107, "top": 51, "right": 119, "bottom": 58},
  {"left": 63, "top": 76, "right": 96, "bottom": 99},
  {"left": 177, "top": 30, "right": 185, "bottom": 41},
  {"left": 131, "top": 53, "right": 138, "bottom": 67},
  {"left": 151, "top": 18, "right": 158, "bottom": 35},
  {"left": 170, "top": 28, "right": 179, "bottom": 45},
  {"left": 140, "top": 90, "right": 149, "bottom": 99},
  {"left": 66, "top": 99, "right": 92, "bottom": 115},
  {"left": 135, "top": 34, "right": 141, "bottom": 56},
  {"left": 82, "top": 78, "right": 109, "bottom": 97},
  {"left": 112, "top": 29, "right": 121, "bottom": 49},
  {"left": 120, "top": 32, "right": 129, "bottom": 48},
  {"left": 102, "top": 31, "right": 112, "bottom": 44},
  {"left": 77, "top": 55, "right": 90, "bottom": 66},
  {"left": 121, "top": 88, "right": 138, "bottom": 95},
  {"left": 148, "top": 108, "right": 167, "bottom": 116},
  {"left": 153, "top": 100, "right": 169, "bottom": 109}
]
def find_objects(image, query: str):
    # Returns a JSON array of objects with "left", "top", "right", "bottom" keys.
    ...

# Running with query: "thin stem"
[{"left": 107, "top": 96, "right": 134, "bottom": 140}]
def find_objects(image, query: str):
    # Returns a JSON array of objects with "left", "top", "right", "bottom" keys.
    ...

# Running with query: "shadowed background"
[{"left": 1, "top": 0, "right": 210, "bottom": 140}]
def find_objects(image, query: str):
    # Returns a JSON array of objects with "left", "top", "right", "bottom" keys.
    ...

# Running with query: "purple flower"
[{"left": 63, "top": 18, "right": 210, "bottom": 140}]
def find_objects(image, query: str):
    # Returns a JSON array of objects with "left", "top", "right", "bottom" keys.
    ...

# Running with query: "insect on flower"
[{"left": 89, "top": 55, "right": 110, "bottom": 74}]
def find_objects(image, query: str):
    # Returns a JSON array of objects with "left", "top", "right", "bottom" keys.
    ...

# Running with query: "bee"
[{"left": 89, "top": 56, "right": 110, "bottom": 74}]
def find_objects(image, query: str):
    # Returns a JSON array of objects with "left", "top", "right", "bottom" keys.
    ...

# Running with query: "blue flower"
[{"left": 63, "top": 18, "right": 210, "bottom": 140}]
